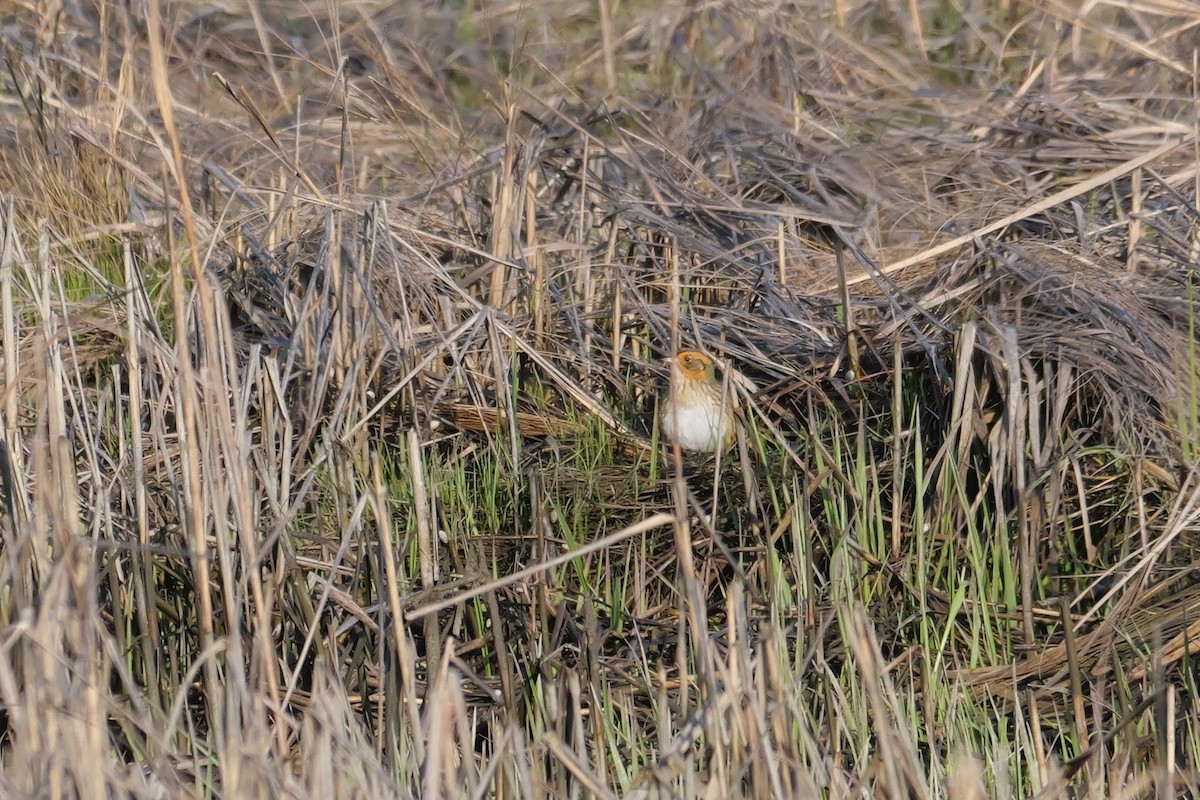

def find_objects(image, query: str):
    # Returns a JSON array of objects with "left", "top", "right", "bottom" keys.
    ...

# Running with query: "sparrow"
[{"left": 660, "top": 350, "right": 736, "bottom": 453}]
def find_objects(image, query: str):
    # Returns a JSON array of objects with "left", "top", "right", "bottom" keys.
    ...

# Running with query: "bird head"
[{"left": 667, "top": 350, "right": 716, "bottom": 383}]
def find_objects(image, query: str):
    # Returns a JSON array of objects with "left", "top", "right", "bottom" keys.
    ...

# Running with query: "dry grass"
[{"left": 3, "top": 0, "right": 1200, "bottom": 797}]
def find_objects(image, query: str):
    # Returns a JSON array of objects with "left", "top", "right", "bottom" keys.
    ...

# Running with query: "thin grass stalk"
[
  {"left": 123, "top": 241, "right": 163, "bottom": 714},
  {"left": 371, "top": 450, "right": 426, "bottom": 769},
  {"left": 145, "top": 0, "right": 225, "bottom": 756},
  {"left": 409, "top": 428, "right": 443, "bottom": 678}
]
